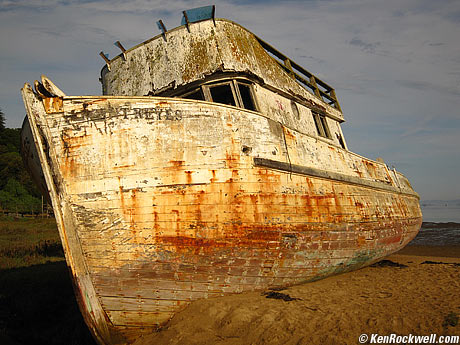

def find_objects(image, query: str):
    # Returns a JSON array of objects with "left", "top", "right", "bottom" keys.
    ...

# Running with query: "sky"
[{"left": 0, "top": 0, "right": 459, "bottom": 203}]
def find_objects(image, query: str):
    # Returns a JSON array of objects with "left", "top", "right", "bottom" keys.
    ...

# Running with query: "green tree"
[
  {"left": 0, "top": 108, "right": 5, "bottom": 130},
  {"left": 0, "top": 114, "right": 43, "bottom": 214},
  {"left": 0, "top": 178, "right": 41, "bottom": 214},
  {"left": 0, "top": 127, "right": 20, "bottom": 151},
  {"left": 0, "top": 151, "right": 23, "bottom": 189}
]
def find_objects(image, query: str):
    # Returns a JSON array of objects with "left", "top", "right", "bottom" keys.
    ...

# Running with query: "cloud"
[
  {"left": 0, "top": 0, "right": 60, "bottom": 12},
  {"left": 349, "top": 37, "right": 381, "bottom": 53},
  {"left": 396, "top": 80, "right": 460, "bottom": 97}
]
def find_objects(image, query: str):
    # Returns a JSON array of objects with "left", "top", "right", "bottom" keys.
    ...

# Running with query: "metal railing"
[{"left": 255, "top": 36, "right": 342, "bottom": 112}]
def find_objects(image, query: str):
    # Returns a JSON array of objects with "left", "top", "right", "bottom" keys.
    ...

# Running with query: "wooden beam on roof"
[{"left": 99, "top": 52, "right": 111, "bottom": 71}]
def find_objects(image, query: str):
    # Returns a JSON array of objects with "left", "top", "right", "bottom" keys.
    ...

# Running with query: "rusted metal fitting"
[
  {"left": 182, "top": 11, "right": 190, "bottom": 32},
  {"left": 114, "top": 41, "right": 127, "bottom": 60},
  {"left": 156, "top": 20, "right": 167, "bottom": 41},
  {"left": 99, "top": 51, "right": 111, "bottom": 71}
]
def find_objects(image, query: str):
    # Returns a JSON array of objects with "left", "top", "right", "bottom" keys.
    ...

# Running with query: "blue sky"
[{"left": 1, "top": 0, "right": 459, "bottom": 202}]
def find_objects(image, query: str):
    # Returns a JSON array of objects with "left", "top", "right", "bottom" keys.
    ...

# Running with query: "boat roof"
[{"left": 99, "top": 6, "right": 343, "bottom": 121}]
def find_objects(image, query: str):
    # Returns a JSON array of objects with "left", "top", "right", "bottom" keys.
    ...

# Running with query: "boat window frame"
[
  {"left": 290, "top": 100, "right": 300, "bottom": 120},
  {"left": 175, "top": 77, "right": 259, "bottom": 112},
  {"left": 234, "top": 80, "right": 258, "bottom": 112},
  {"left": 182, "top": 87, "right": 205, "bottom": 101},
  {"left": 203, "top": 80, "right": 239, "bottom": 107},
  {"left": 312, "top": 112, "right": 332, "bottom": 139}
]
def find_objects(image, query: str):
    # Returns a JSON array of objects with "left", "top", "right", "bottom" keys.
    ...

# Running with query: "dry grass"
[{"left": 0, "top": 216, "right": 63, "bottom": 270}]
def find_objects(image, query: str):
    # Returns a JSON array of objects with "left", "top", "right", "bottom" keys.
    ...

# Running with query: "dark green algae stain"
[{"left": 307, "top": 248, "right": 384, "bottom": 282}]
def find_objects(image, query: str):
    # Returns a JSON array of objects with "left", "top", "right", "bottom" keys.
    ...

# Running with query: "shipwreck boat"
[{"left": 21, "top": 6, "right": 422, "bottom": 345}]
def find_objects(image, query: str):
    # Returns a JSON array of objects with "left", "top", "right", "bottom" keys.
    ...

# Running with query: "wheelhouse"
[{"left": 100, "top": 16, "right": 348, "bottom": 149}]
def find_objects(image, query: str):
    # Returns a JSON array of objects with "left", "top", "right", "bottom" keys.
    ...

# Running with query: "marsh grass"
[
  {"left": 0, "top": 216, "right": 96, "bottom": 345},
  {"left": 0, "top": 216, "right": 64, "bottom": 270}
]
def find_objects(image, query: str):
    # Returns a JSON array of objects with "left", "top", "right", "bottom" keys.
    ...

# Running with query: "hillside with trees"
[{"left": 0, "top": 108, "right": 42, "bottom": 214}]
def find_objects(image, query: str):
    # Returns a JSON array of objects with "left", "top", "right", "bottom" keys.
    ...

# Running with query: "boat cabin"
[{"left": 100, "top": 6, "right": 348, "bottom": 150}]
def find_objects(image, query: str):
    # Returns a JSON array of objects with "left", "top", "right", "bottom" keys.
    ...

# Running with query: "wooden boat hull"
[{"left": 21, "top": 85, "right": 421, "bottom": 345}]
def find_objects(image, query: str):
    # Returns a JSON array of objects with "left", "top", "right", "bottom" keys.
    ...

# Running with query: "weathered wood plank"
[
  {"left": 106, "top": 310, "right": 173, "bottom": 327},
  {"left": 99, "top": 296, "right": 188, "bottom": 312}
]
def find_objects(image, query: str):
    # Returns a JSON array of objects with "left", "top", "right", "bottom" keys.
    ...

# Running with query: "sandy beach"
[{"left": 134, "top": 245, "right": 460, "bottom": 345}]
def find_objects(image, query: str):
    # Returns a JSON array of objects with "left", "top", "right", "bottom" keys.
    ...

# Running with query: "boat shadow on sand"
[{"left": 0, "top": 261, "right": 96, "bottom": 345}]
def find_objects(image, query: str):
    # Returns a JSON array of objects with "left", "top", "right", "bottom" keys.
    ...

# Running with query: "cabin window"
[
  {"left": 237, "top": 82, "right": 256, "bottom": 111},
  {"left": 291, "top": 101, "right": 300, "bottom": 120},
  {"left": 183, "top": 88, "right": 205, "bottom": 101},
  {"left": 176, "top": 78, "right": 257, "bottom": 111},
  {"left": 337, "top": 133, "right": 346, "bottom": 149},
  {"left": 320, "top": 116, "right": 331, "bottom": 138},
  {"left": 208, "top": 83, "right": 236, "bottom": 106},
  {"left": 313, "top": 112, "right": 331, "bottom": 139}
]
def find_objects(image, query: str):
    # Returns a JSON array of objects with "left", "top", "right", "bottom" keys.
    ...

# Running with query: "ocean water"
[
  {"left": 410, "top": 223, "right": 460, "bottom": 246},
  {"left": 407, "top": 203, "right": 460, "bottom": 246}
]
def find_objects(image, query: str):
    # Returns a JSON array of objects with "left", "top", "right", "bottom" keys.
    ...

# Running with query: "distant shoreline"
[{"left": 421, "top": 221, "right": 460, "bottom": 228}]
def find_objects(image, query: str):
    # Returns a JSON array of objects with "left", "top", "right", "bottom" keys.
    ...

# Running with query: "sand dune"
[{"left": 134, "top": 246, "right": 460, "bottom": 345}]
